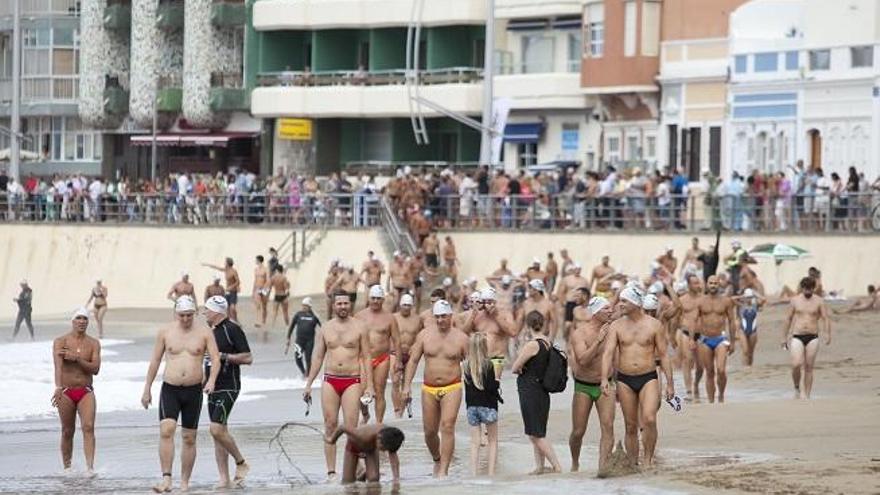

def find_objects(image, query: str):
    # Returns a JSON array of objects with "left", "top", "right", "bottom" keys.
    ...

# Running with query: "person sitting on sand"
[
  {"left": 833, "top": 285, "right": 878, "bottom": 314},
  {"left": 324, "top": 424, "right": 404, "bottom": 484}
]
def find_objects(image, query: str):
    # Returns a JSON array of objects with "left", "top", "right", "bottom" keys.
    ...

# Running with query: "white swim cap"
[
  {"left": 442, "top": 277, "right": 453, "bottom": 287},
  {"left": 369, "top": 285, "right": 385, "bottom": 298},
  {"left": 469, "top": 291, "right": 481, "bottom": 303},
  {"left": 175, "top": 295, "right": 196, "bottom": 313},
  {"left": 673, "top": 280, "right": 688, "bottom": 295},
  {"left": 205, "top": 295, "right": 228, "bottom": 315},
  {"left": 479, "top": 287, "right": 497, "bottom": 301},
  {"left": 642, "top": 293, "right": 660, "bottom": 311},
  {"left": 732, "top": 239, "right": 742, "bottom": 248},
  {"left": 400, "top": 294, "right": 414, "bottom": 306},
  {"left": 302, "top": 297, "right": 313, "bottom": 306},
  {"left": 433, "top": 299, "right": 453, "bottom": 316},
  {"left": 466, "top": 276, "right": 478, "bottom": 285},
  {"left": 619, "top": 286, "right": 644, "bottom": 307},
  {"left": 588, "top": 296, "right": 609, "bottom": 316},
  {"left": 650, "top": 261, "right": 661, "bottom": 271},
  {"left": 213, "top": 275, "right": 222, "bottom": 282},
  {"left": 648, "top": 281, "right": 664, "bottom": 295},
  {"left": 71, "top": 306, "right": 90, "bottom": 320},
  {"left": 611, "top": 280, "right": 623, "bottom": 290},
  {"left": 529, "top": 279, "right": 545, "bottom": 292},
  {"left": 501, "top": 274, "right": 512, "bottom": 285},
  {"left": 743, "top": 288, "right": 755, "bottom": 298},
  {"left": 532, "top": 257, "right": 541, "bottom": 266},
  {"left": 180, "top": 270, "right": 189, "bottom": 278}
]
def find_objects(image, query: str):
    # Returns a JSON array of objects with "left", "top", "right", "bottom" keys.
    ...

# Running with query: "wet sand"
[{"left": 2, "top": 297, "right": 878, "bottom": 494}]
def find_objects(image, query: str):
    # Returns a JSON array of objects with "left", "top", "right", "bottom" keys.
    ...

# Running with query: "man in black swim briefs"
[{"left": 782, "top": 277, "right": 831, "bottom": 399}]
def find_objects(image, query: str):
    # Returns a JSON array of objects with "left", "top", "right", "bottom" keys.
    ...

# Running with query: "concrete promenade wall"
[
  {"left": 0, "top": 225, "right": 388, "bottom": 320},
  {"left": 445, "top": 231, "right": 878, "bottom": 298}
]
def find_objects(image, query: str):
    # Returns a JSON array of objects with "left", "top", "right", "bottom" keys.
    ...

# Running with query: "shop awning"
[
  {"left": 503, "top": 123, "right": 542, "bottom": 143},
  {"left": 130, "top": 133, "right": 258, "bottom": 148}
]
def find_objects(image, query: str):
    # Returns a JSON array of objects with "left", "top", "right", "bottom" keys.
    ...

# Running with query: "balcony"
[
  {"left": 157, "top": 74, "right": 182, "bottom": 113},
  {"left": 103, "top": 1, "right": 131, "bottom": 31},
  {"left": 211, "top": 0, "right": 246, "bottom": 27},
  {"left": 251, "top": 68, "right": 482, "bottom": 118},
  {"left": 0, "top": 0, "right": 80, "bottom": 17},
  {"left": 253, "top": 0, "right": 486, "bottom": 30},
  {"left": 103, "top": 76, "right": 129, "bottom": 115},
  {"left": 156, "top": 0, "right": 184, "bottom": 30},
  {"left": 495, "top": 0, "right": 583, "bottom": 19},
  {"left": 209, "top": 72, "right": 248, "bottom": 112}
]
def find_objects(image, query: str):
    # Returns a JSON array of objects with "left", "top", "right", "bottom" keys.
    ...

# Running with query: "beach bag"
[{"left": 542, "top": 341, "right": 569, "bottom": 393}]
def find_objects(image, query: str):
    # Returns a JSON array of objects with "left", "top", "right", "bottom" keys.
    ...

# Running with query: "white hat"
[
  {"left": 566, "top": 264, "right": 577, "bottom": 272},
  {"left": 611, "top": 280, "right": 623, "bottom": 290},
  {"left": 648, "top": 281, "right": 664, "bottom": 295},
  {"left": 20, "top": 279, "right": 28, "bottom": 285},
  {"left": 673, "top": 280, "right": 688, "bottom": 295},
  {"left": 529, "top": 279, "right": 545, "bottom": 292},
  {"left": 642, "top": 293, "right": 660, "bottom": 311},
  {"left": 650, "top": 261, "right": 661, "bottom": 271},
  {"left": 432, "top": 299, "right": 453, "bottom": 316},
  {"left": 574, "top": 262, "right": 582, "bottom": 270},
  {"left": 71, "top": 306, "right": 90, "bottom": 320},
  {"left": 588, "top": 296, "right": 609, "bottom": 316},
  {"left": 175, "top": 295, "right": 196, "bottom": 313},
  {"left": 369, "top": 285, "right": 385, "bottom": 298},
  {"left": 532, "top": 257, "right": 541, "bottom": 266},
  {"left": 442, "top": 277, "right": 453, "bottom": 287},
  {"left": 180, "top": 270, "right": 189, "bottom": 278},
  {"left": 400, "top": 294, "right": 414, "bottom": 306},
  {"left": 393, "top": 250, "right": 401, "bottom": 257},
  {"left": 213, "top": 274, "right": 222, "bottom": 282},
  {"left": 732, "top": 239, "right": 742, "bottom": 248},
  {"left": 619, "top": 286, "right": 644, "bottom": 307},
  {"left": 466, "top": 276, "right": 477, "bottom": 285},
  {"left": 665, "top": 245, "right": 674, "bottom": 252},
  {"left": 469, "top": 291, "right": 481, "bottom": 303},
  {"left": 479, "top": 287, "right": 497, "bottom": 301},
  {"left": 501, "top": 274, "right": 512, "bottom": 285},
  {"left": 743, "top": 288, "right": 755, "bottom": 297},
  {"left": 331, "top": 257, "right": 341, "bottom": 265},
  {"left": 302, "top": 297, "right": 313, "bottom": 306},
  {"left": 205, "top": 295, "right": 228, "bottom": 315}
]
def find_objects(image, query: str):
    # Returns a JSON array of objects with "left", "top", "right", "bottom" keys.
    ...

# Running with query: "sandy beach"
[{"left": 2, "top": 297, "right": 878, "bottom": 495}]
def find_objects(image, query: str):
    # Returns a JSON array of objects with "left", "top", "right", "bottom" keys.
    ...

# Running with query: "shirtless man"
[
  {"left": 419, "top": 289, "right": 446, "bottom": 332},
  {"left": 303, "top": 291, "right": 375, "bottom": 480},
  {"left": 422, "top": 232, "right": 441, "bottom": 270},
  {"left": 782, "top": 277, "right": 831, "bottom": 399},
  {"left": 545, "top": 252, "right": 559, "bottom": 294},
  {"left": 568, "top": 297, "right": 615, "bottom": 473},
  {"left": 252, "top": 256, "right": 270, "bottom": 330},
  {"left": 656, "top": 246, "right": 678, "bottom": 275},
  {"left": 167, "top": 273, "right": 197, "bottom": 308},
  {"left": 390, "top": 294, "right": 422, "bottom": 416},
  {"left": 601, "top": 287, "right": 674, "bottom": 468},
  {"left": 681, "top": 237, "right": 705, "bottom": 277},
  {"left": 202, "top": 258, "right": 241, "bottom": 322},
  {"left": 442, "top": 236, "right": 458, "bottom": 280},
  {"left": 491, "top": 259, "right": 513, "bottom": 278},
  {"left": 525, "top": 258, "right": 546, "bottom": 285},
  {"left": 204, "top": 276, "right": 225, "bottom": 304},
  {"left": 388, "top": 252, "right": 412, "bottom": 311},
  {"left": 696, "top": 275, "right": 737, "bottom": 403},
  {"left": 677, "top": 275, "right": 704, "bottom": 400},
  {"left": 591, "top": 256, "right": 616, "bottom": 298},
  {"left": 559, "top": 249, "right": 575, "bottom": 276},
  {"left": 834, "top": 285, "right": 878, "bottom": 314},
  {"left": 403, "top": 300, "right": 469, "bottom": 477},
  {"left": 325, "top": 260, "right": 342, "bottom": 319},
  {"left": 487, "top": 274, "right": 520, "bottom": 315},
  {"left": 356, "top": 285, "right": 402, "bottom": 423},
  {"left": 141, "top": 296, "right": 220, "bottom": 493},
  {"left": 520, "top": 279, "right": 557, "bottom": 342},
  {"left": 269, "top": 267, "right": 291, "bottom": 329},
  {"left": 52, "top": 307, "right": 101, "bottom": 476},
  {"left": 739, "top": 264, "right": 765, "bottom": 296},
  {"left": 555, "top": 264, "right": 591, "bottom": 339},
  {"left": 469, "top": 288, "right": 518, "bottom": 378},
  {"left": 361, "top": 251, "right": 385, "bottom": 308},
  {"left": 333, "top": 264, "right": 363, "bottom": 308},
  {"left": 408, "top": 252, "right": 428, "bottom": 310}
]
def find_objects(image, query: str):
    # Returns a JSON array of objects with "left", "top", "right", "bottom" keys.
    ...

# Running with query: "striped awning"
[{"left": 503, "top": 123, "right": 542, "bottom": 143}]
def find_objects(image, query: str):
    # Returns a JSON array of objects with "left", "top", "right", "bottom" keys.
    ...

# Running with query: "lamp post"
[{"left": 10, "top": 0, "right": 22, "bottom": 181}]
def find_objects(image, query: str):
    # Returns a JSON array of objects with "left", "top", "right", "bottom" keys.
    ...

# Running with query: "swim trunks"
[
  {"left": 208, "top": 390, "right": 239, "bottom": 425},
  {"left": 615, "top": 370, "right": 658, "bottom": 395},
  {"left": 63, "top": 385, "right": 94, "bottom": 405},
  {"left": 678, "top": 328, "right": 701, "bottom": 340},
  {"left": 371, "top": 353, "right": 390, "bottom": 368},
  {"left": 792, "top": 334, "right": 818, "bottom": 346},
  {"left": 426, "top": 254, "right": 439, "bottom": 268},
  {"left": 564, "top": 301, "right": 577, "bottom": 322},
  {"left": 574, "top": 378, "right": 602, "bottom": 401},
  {"left": 699, "top": 334, "right": 730, "bottom": 351},
  {"left": 324, "top": 374, "right": 361, "bottom": 397},
  {"left": 258, "top": 288, "right": 270, "bottom": 297},
  {"left": 422, "top": 378, "right": 462, "bottom": 400},
  {"left": 225, "top": 292, "right": 238, "bottom": 305},
  {"left": 159, "top": 382, "right": 203, "bottom": 429},
  {"left": 274, "top": 294, "right": 289, "bottom": 303}
]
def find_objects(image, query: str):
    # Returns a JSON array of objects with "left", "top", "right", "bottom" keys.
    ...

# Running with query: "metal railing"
[
  {"left": 0, "top": 192, "right": 382, "bottom": 228},
  {"left": 256, "top": 67, "right": 482, "bottom": 88},
  {"left": 379, "top": 196, "right": 418, "bottom": 255},
  {"left": 210, "top": 71, "right": 243, "bottom": 89},
  {"left": 394, "top": 192, "right": 880, "bottom": 233}
]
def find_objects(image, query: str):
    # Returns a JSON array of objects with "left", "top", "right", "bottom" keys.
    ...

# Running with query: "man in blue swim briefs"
[{"left": 696, "top": 275, "right": 737, "bottom": 403}]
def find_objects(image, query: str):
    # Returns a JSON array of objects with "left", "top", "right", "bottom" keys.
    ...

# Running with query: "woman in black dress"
[{"left": 512, "top": 310, "right": 562, "bottom": 474}]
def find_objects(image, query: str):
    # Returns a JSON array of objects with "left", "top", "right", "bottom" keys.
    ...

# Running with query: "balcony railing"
[
  {"left": 210, "top": 71, "right": 243, "bottom": 89},
  {"left": 495, "top": 60, "right": 581, "bottom": 75},
  {"left": 256, "top": 67, "right": 482, "bottom": 87},
  {"left": 0, "top": 0, "right": 81, "bottom": 16}
]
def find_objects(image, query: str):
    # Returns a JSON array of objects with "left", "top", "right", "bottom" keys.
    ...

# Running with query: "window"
[
  {"left": 785, "top": 51, "right": 798, "bottom": 70},
  {"left": 641, "top": 1, "right": 660, "bottom": 57},
  {"left": 627, "top": 135, "right": 640, "bottom": 160},
  {"left": 645, "top": 135, "right": 656, "bottom": 158},
  {"left": 851, "top": 45, "right": 873, "bottom": 68},
  {"left": 623, "top": 1, "right": 637, "bottom": 57},
  {"left": 567, "top": 32, "right": 581, "bottom": 71},
  {"left": 521, "top": 34, "right": 554, "bottom": 73},
  {"left": 518, "top": 142, "right": 538, "bottom": 167},
  {"left": 54, "top": 27, "right": 74, "bottom": 46},
  {"left": 734, "top": 55, "right": 747, "bottom": 73},
  {"left": 809, "top": 49, "right": 830, "bottom": 71},
  {"left": 754, "top": 52, "right": 778, "bottom": 72},
  {"left": 608, "top": 136, "right": 620, "bottom": 153},
  {"left": 584, "top": 3, "right": 604, "bottom": 57},
  {"left": 562, "top": 123, "right": 579, "bottom": 158}
]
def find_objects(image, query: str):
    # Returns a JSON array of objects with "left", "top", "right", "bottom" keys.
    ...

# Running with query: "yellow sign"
[{"left": 277, "top": 118, "right": 313, "bottom": 140}]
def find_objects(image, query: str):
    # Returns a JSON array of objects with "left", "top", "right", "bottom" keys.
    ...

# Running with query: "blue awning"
[{"left": 503, "top": 122, "right": 542, "bottom": 143}]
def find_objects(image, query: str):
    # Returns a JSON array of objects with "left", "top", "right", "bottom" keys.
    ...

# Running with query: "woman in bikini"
[{"left": 86, "top": 280, "right": 108, "bottom": 339}]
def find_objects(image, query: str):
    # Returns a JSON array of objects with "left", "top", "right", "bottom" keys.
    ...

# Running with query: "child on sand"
[
  {"left": 325, "top": 424, "right": 404, "bottom": 483},
  {"left": 463, "top": 332, "right": 502, "bottom": 476}
]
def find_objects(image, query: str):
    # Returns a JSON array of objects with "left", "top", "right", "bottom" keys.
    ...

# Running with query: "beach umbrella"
[{"left": 749, "top": 243, "right": 809, "bottom": 263}]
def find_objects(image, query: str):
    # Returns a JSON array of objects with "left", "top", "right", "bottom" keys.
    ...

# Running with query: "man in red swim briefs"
[
  {"left": 52, "top": 307, "right": 102, "bottom": 476},
  {"left": 303, "top": 291, "right": 375, "bottom": 481},
  {"left": 356, "top": 285, "right": 402, "bottom": 423}
]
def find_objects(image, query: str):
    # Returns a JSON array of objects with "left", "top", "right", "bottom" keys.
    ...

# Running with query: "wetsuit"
[
  {"left": 205, "top": 318, "right": 251, "bottom": 425},
  {"left": 13, "top": 287, "right": 34, "bottom": 339},
  {"left": 288, "top": 309, "right": 322, "bottom": 375}
]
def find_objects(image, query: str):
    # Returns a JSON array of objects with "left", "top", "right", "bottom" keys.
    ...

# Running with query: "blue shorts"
[
  {"left": 699, "top": 334, "right": 730, "bottom": 351},
  {"left": 466, "top": 406, "right": 498, "bottom": 426}
]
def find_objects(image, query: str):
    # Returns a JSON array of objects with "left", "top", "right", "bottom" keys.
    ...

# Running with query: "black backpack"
[{"left": 541, "top": 340, "right": 568, "bottom": 393}]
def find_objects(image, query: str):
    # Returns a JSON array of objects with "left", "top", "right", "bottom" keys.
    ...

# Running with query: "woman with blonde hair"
[{"left": 463, "top": 332, "right": 501, "bottom": 476}]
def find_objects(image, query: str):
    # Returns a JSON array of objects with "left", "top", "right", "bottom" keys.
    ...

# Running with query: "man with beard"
[
  {"left": 783, "top": 277, "right": 831, "bottom": 399},
  {"left": 520, "top": 279, "right": 557, "bottom": 342},
  {"left": 697, "top": 275, "right": 737, "bottom": 403},
  {"left": 555, "top": 263, "right": 590, "bottom": 339}
]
